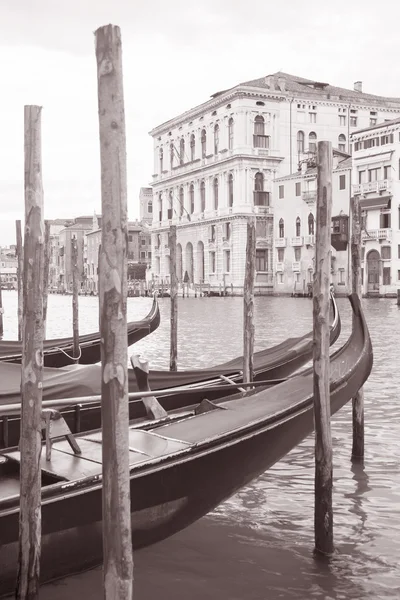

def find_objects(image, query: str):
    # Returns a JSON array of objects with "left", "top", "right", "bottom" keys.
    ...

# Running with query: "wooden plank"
[
  {"left": 16, "top": 105, "right": 45, "bottom": 599},
  {"left": 243, "top": 218, "right": 256, "bottom": 384},
  {"left": 95, "top": 23, "right": 133, "bottom": 599},
  {"left": 71, "top": 237, "right": 80, "bottom": 361},
  {"left": 169, "top": 225, "right": 178, "bottom": 371},
  {"left": 43, "top": 220, "right": 51, "bottom": 335},
  {"left": 313, "top": 140, "right": 334, "bottom": 556},
  {"left": 16, "top": 220, "right": 24, "bottom": 341},
  {"left": 350, "top": 194, "right": 364, "bottom": 460}
]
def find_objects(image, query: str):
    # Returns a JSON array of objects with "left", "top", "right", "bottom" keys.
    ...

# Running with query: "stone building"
[
  {"left": 148, "top": 71, "right": 400, "bottom": 293},
  {"left": 58, "top": 216, "right": 93, "bottom": 292},
  {"left": 139, "top": 187, "right": 153, "bottom": 225}
]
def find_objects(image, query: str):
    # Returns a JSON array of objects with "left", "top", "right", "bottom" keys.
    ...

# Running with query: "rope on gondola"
[{"left": 53, "top": 344, "right": 82, "bottom": 363}]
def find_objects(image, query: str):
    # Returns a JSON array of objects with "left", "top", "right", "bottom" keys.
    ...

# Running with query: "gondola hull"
[
  {"left": 0, "top": 296, "right": 160, "bottom": 368},
  {"left": 0, "top": 295, "right": 340, "bottom": 448},
  {"left": 0, "top": 295, "right": 372, "bottom": 596}
]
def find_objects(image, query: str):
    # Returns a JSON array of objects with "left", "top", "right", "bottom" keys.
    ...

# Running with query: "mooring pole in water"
[
  {"left": 71, "top": 236, "right": 80, "bottom": 361},
  {"left": 43, "top": 220, "right": 51, "bottom": 336},
  {"left": 313, "top": 140, "right": 334, "bottom": 556},
  {"left": 351, "top": 194, "right": 364, "bottom": 460},
  {"left": 169, "top": 225, "right": 178, "bottom": 371},
  {"left": 16, "top": 105, "right": 45, "bottom": 599},
  {"left": 243, "top": 217, "right": 256, "bottom": 384},
  {"left": 95, "top": 24, "right": 133, "bottom": 599},
  {"left": 16, "top": 220, "right": 24, "bottom": 341}
]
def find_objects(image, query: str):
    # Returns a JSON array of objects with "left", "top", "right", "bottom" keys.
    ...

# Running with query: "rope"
[{"left": 52, "top": 344, "right": 82, "bottom": 363}]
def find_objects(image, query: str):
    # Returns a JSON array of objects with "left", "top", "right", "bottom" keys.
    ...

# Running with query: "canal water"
[{"left": 1, "top": 291, "right": 399, "bottom": 599}]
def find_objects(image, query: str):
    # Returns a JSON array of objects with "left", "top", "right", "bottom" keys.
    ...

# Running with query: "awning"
[{"left": 359, "top": 196, "right": 391, "bottom": 210}]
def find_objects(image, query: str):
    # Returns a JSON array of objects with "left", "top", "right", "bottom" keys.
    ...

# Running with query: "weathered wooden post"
[
  {"left": 95, "top": 24, "right": 133, "bottom": 598},
  {"left": 43, "top": 220, "right": 51, "bottom": 335},
  {"left": 16, "top": 105, "right": 45, "bottom": 599},
  {"left": 16, "top": 220, "right": 24, "bottom": 341},
  {"left": 313, "top": 140, "right": 334, "bottom": 556},
  {"left": 351, "top": 194, "right": 364, "bottom": 460},
  {"left": 71, "top": 237, "right": 80, "bottom": 361},
  {"left": 169, "top": 225, "right": 178, "bottom": 371},
  {"left": 243, "top": 217, "right": 256, "bottom": 384}
]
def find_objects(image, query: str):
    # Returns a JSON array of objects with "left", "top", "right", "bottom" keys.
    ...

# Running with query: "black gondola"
[
  {"left": 0, "top": 295, "right": 340, "bottom": 448},
  {"left": 0, "top": 294, "right": 372, "bottom": 596},
  {"left": 0, "top": 295, "right": 160, "bottom": 367}
]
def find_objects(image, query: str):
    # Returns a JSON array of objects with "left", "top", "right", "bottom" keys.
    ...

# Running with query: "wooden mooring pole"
[
  {"left": 71, "top": 237, "right": 80, "bottom": 361},
  {"left": 95, "top": 24, "right": 133, "bottom": 598},
  {"left": 243, "top": 217, "right": 256, "bottom": 384},
  {"left": 351, "top": 195, "right": 364, "bottom": 460},
  {"left": 43, "top": 220, "right": 50, "bottom": 335},
  {"left": 16, "top": 220, "right": 24, "bottom": 341},
  {"left": 169, "top": 225, "right": 178, "bottom": 371},
  {"left": 313, "top": 140, "right": 334, "bottom": 556},
  {"left": 16, "top": 105, "right": 45, "bottom": 599}
]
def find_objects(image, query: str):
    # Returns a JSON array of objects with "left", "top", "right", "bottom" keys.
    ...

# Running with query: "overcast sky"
[{"left": 1, "top": 0, "right": 400, "bottom": 245}]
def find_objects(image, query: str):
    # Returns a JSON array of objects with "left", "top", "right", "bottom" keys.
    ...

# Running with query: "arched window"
[
  {"left": 297, "top": 131, "right": 304, "bottom": 154},
  {"left": 179, "top": 186, "right": 184, "bottom": 217},
  {"left": 200, "top": 180, "right": 206, "bottom": 212},
  {"left": 308, "top": 213, "right": 315, "bottom": 235},
  {"left": 190, "top": 134, "right": 195, "bottom": 161},
  {"left": 159, "top": 148, "right": 163, "bottom": 173},
  {"left": 158, "top": 193, "right": 162, "bottom": 222},
  {"left": 279, "top": 218, "right": 284, "bottom": 238},
  {"left": 213, "top": 177, "right": 219, "bottom": 210},
  {"left": 201, "top": 129, "right": 207, "bottom": 158},
  {"left": 296, "top": 217, "right": 301, "bottom": 237},
  {"left": 168, "top": 190, "right": 173, "bottom": 219},
  {"left": 338, "top": 134, "right": 346, "bottom": 152},
  {"left": 309, "top": 132, "right": 317, "bottom": 153},
  {"left": 228, "top": 173, "right": 234, "bottom": 207},
  {"left": 179, "top": 138, "right": 185, "bottom": 165},
  {"left": 148, "top": 199, "right": 152, "bottom": 215},
  {"left": 254, "top": 115, "right": 265, "bottom": 135},
  {"left": 228, "top": 118, "right": 234, "bottom": 150},
  {"left": 170, "top": 143, "right": 175, "bottom": 168},
  {"left": 189, "top": 184, "right": 195, "bottom": 214},
  {"left": 214, "top": 124, "right": 219, "bottom": 155},
  {"left": 255, "top": 172, "right": 264, "bottom": 191}
]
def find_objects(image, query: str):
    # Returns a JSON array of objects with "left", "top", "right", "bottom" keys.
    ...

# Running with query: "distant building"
[
  {"left": 139, "top": 187, "right": 153, "bottom": 224},
  {"left": 58, "top": 216, "right": 94, "bottom": 291},
  {"left": 351, "top": 117, "right": 400, "bottom": 297}
]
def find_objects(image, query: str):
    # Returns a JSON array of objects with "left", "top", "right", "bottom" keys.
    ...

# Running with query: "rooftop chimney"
[{"left": 354, "top": 81, "right": 362, "bottom": 93}]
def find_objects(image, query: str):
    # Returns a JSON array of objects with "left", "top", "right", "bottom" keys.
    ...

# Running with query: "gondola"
[
  {"left": 0, "top": 294, "right": 340, "bottom": 448},
  {"left": 0, "top": 295, "right": 160, "bottom": 368},
  {"left": 0, "top": 294, "right": 372, "bottom": 595}
]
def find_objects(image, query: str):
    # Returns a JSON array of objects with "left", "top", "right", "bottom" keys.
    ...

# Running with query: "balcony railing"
[
  {"left": 253, "top": 205, "right": 273, "bottom": 215},
  {"left": 302, "top": 190, "right": 317, "bottom": 203},
  {"left": 290, "top": 236, "right": 304, "bottom": 247},
  {"left": 304, "top": 235, "right": 315, "bottom": 246},
  {"left": 361, "top": 228, "right": 392, "bottom": 241},
  {"left": 292, "top": 261, "right": 301, "bottom": 272},
  {"left": 253, "top": 191, "right": 270, "bottom": 206},
  {"left": 352, "top": 179, "right": 391, "bottom": 195},
  {"left": 275, "top": 237, "right": 287, "bottom": 247},
  {"left": 275, "top": 262, "right": 284, "bottom": 272}
]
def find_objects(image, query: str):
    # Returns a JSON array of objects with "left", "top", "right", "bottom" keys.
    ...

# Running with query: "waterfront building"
[
  {"left": 351, "top": 117, "right": 400, "bottom": 297},
  {"left": 149, "top": 72, "right": 400, "bottom": 293},
  {"left": 139, "top": 187, "right": 153, "bottom": 225},
  {"left": 58, "top": 216, "right": 93, "bottom": 292},
  {"left": 273, "top": 151, "right": 351, "bottom": 295},
  {"left": 85, "top": 214, "right": 102, "bottom": 294}
]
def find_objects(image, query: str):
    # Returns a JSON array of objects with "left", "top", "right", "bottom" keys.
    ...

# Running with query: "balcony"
[
  {"left": 352, "top": 179, "right": 391, "bottom": 195},
  {"left": 292, "top": 262, "right": 301, "bottom": 272},
  {"left": 275, "top": 262, "right": 284, "bottom": 272},
  {"left": 290, "top": 236, "right": 304, "bottom": 247},
  {"left": 253, "top": 191, "right": 270, "bottom": 207},
  {"left": 253, "top": 135, "right": 270, "bottom": 149},
  {"left": 253, "top": 205, "right": 273, "bottom": 215},
  {"left": 275, "top": 238, "right": 287, "bottom": 247},
  {"left": 304, "top": 235, "right": 315, "bottom": 246},
  {"left": 361, "top": 228, "right": 392, "bottom": 242},
  {"left": 302, "top": 190, "right": 317, "bottom": 204}
]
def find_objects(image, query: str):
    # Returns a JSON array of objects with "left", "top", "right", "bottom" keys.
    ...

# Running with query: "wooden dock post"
[
  {"left": 351, "top": 194, "right": 364, "bottom": 460},
  {"left": 43, "top": 220, "right": 51, "bottom": 335},
  {"left": 95, "top": 24, "right": 133, "bottom": 598},
  {"left": 16, "top": 105, "right": 45, "bottom": 599},
  {"left": 16, "top": 220, "right": 24, "bottom": 341},
  {"left": 243, "top": 217, "right": 256, "bottom": 384},
  {"left": 169, "top": 225, "right": 178, "bottom": 371},
  {"left": 313, "top": 140, "right": 334, "bottom": 556},
  {"left": 71, "top": 237, "right": 80, "bottom": 361}
]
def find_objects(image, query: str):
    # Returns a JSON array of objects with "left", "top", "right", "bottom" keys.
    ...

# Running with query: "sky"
[{"left": 1, "top": 0, "right": 400, "bottom": 245}]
